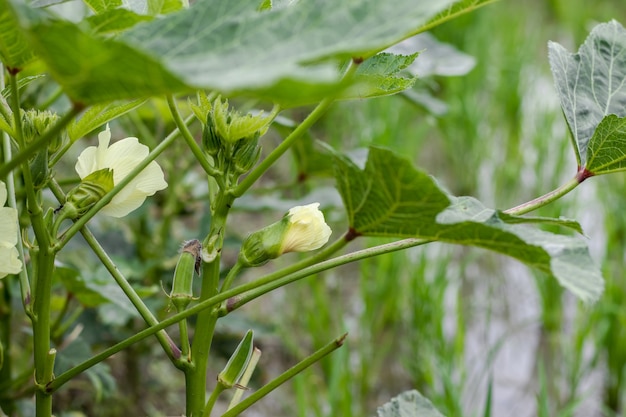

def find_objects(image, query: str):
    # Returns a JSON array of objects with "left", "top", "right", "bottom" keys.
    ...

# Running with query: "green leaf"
[
  {"left": 83, "top": 0, "right": 122, "bottom": 13},
  {"left": 1, "top": 74, "right": 46, "bottom": 100},
  {"left": 121, "top": 0, "right": 457, "bottom": 98},
  {"left": 341, "top": 53, "right": 418, "bottom": 100},
  {"left": 8, "top": 2, "right": 188, "bottom": 104},
  {"left": 388, "top": 32, "right": 476, "bottom": 77},
  {"left": 86, "top": 8, "right": 153, "bottom": 34},
  {"left": 333, "top": 147, "right": 603, "bottom": 303},
  {"left": 9, "top": 0, "right": 494, "bottom": 104},
  {"left": 0, "top": 0, "right": 36, "bottom": 69},
  {"left": 585, "top": 114, "right": 626, "bottom": 175},
  {"left": 376, "top": 390, "right": 445, "bottom": 417},
  {"left": 549, "top": 20, "right": 626, "bottom": 167},
  {"left": 67, "top": 99, "right": 146, "bottom": 142}
]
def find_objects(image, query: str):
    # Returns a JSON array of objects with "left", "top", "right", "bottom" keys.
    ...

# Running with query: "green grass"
[{"left": 275, "top": 1, "right": 626, "bottom": 416}]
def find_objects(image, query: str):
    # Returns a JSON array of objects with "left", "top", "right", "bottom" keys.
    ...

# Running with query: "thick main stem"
[
  {"left": 186, "top": 191, "right": 234, "bottom": 417},
  {"left": 8, "top": 71, "right": 55, "bottom": 417}
]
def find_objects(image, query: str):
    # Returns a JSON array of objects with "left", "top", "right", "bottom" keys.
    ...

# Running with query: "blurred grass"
[{"left": 276, "top": 1, "right": 626, "bottom": 417}]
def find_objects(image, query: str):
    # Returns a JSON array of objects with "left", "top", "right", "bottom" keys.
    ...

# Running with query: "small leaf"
[
  {"left": 86, "top": 8, "right": 153, "bottom": 34},
  {"left": 341, "top": 52, "right": 418, "bottom": 100},
  {"left": 376, "top": 390, "right": 445, "bottom": 417},
  {"left": 585, "top": 114, "right": 626, "bottom": 175},
  {"left": 1, "top": 74, "right": 46, "bottom": 100},
  {"left": 387, "top": 32, "right": 476, "bottom": 77},
  {"left": 549, "top": 20, "right": 626, "bottom": 167},
  {"left": 332, "top": 147, "right": 604, "bottom": 303},
  {"left": 83, "top": 0, "right": 122, "bottom": 14},
  {"left": 67, "top": 99, "right": 146, "bottom": 142}
]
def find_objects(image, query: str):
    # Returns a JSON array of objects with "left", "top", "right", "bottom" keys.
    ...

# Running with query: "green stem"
[
  {"left": 166, "top": 95, "right": 220, "bottom": 177},
  {"left": 56, "top": 115, "right": 192, "bottom": 251},
  {"left": 0, "top": 105, "right": 82, "bottom": 179},
  {"left": 233, "top": 62, "right": 359, "bottom": 198},
  {"left": 8, "top": 71, "right": 55, "bottom": 417},
  {"left": 48, "top": 236, "right": 430, "bottom": 393},
  {"left": 504, "top": 175, "right": 580, "bottom": 215},
  {"left": 48, "top": 178, "right": 180, "bottom": 360},
  {"left": 80, "top": 226, "right": 180, "bottom": 360},
  {"left": 221, "top": 237, "right": 431, "bottom": 315},
  {"left": 220, "top": 333, "right": 347, "bottom": 417},
  {"left": 219, "top": 262, "right": 243, "bottom": 292},
  {"left": 202, "top": 384, "right": 226, "bottom": 417},
  {"left": 186, "top": 191, "right": 233, "bottom": 417},
  {"left": 179, "top": 317, "right": 191, "bottom": 361}
]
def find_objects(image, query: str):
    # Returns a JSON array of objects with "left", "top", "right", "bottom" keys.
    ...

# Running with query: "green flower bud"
[
  {"left": 208, "top": 97, "right": 273, "bottom": 144},
  {"left": 217, "top": 330, "right": 254, "bottom": 389},
  {"left": 61, "top": 168, "right": 114, "bottom": 219},
  {"left": 232, "top": 135, "right": 261, "bottom": 174},
  {"left": 238, "top": 203, "right": 332, "bottom": 267},
  {"left": 29, "top": 146, "right": 49, "bottom": 189},
  {"left": 21, "top": 109, "right": 63, "bottom": 152},
  {"left": 170, "top": 239, "right": 201, "bottom": 312},
  {"left": 202, "top": 114, "right": 223, "bottom": 157}
]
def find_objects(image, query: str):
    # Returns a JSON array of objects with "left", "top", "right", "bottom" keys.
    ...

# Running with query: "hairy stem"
[{"left": 504, "top": 175, "right": 581, "bottom": 216}]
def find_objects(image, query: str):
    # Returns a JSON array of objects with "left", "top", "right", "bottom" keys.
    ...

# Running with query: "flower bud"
[
  {"left": 61, "top": 168, "right": 114, "bottom": 219},
  {"left": 29, "top": 146, "right": 49, "bottom": 189},
  {"left": 208, "top": 97, "right": 273, "bottom": 144},
  {"left": 202, "top": 114, "right": 223, "bottom": 157},
  {"left": 217, "top": 330, "right": 254, "bottom": 389},
  {"left": 238, "top": 203, "right": 332, "bottom": 267},
  {"left": 21, "top": 109, "right": 63, "bottom": 152},
  {"left": 232, "top": 135, "right": 261, "bottom": 174},
  {"left": 170, "top": 239, "right": 201, "bottom": 312}
]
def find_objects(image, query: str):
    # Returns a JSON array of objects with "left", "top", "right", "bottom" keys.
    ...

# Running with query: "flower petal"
[
  {"left": 0, "top": 243, "right": 22, "bottom": 278},
  {"left": 0, "top": 207, "right": 18, "bottom": 246},
  {"left": 75, "top": 146, "right": 99, "bottom": 179}
]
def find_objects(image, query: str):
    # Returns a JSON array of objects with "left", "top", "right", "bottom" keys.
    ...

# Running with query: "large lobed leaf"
[
  {"left": 4, "top": 0, "right": 496, "bottom": 104},
  {"left": 549, "top": 20, "right": 626, "bottom": 170},
  {"left": 333, "top": 146, "right": 604, "bottom": 303}
]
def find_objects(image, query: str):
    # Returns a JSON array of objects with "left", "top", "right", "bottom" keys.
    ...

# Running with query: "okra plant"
[{"left": 0, "top": 0, "right": 624, "bottom": 416}]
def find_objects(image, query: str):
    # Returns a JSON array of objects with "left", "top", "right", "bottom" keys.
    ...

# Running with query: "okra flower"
[
  {"left": 239, "top": 203, "right": 332, "bottom": 267},
  {"left": 0, "top": 181, "right": 22, "bottom": 278},
  {"left": 75, "top": 125, "right": 167, "bottom": 217}
]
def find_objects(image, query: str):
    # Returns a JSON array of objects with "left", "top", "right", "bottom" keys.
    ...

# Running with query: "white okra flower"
[{"left": 74, "top": 124, "right": 167, "bottom": 217}]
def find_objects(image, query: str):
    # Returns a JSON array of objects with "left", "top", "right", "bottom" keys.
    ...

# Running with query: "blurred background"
[{"left": 7, "top": 1, "right": 626, "bottom": 416}]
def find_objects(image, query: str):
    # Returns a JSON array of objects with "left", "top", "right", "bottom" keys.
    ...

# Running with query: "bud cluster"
[
  {"left": 202, "top": 97, "right": 273, "bottom": 183},
  {"left": 22, "top": 109, "right": 65, "bottom": 189}
]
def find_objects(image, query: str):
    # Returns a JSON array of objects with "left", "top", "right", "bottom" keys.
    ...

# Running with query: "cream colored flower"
[
  {"left": 238, "top": 202, "right": 332, "bottom": 267},
  {"left": 279, "top": 203, "right": 332, "bottom": 253},
  {"left": 0, "top": 181, "right": 22, "bottom": 278},
  {"left": 75, "top": 125, "right": 167, "bottom": 217}
]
